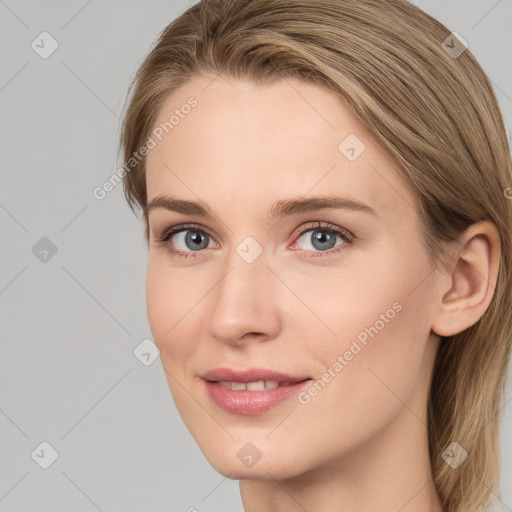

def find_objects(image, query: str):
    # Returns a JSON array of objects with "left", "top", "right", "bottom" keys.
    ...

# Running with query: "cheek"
[
  {"left": 304, "top": 254, "right": 435, "bottom": 432},
  {"left": 145, "top": 257, "right": 170, "bottom": 343},
  {"left": 285, "top": 289, "right": 433, "bottom": 473},
  {"left": 145, "top": 256, "right": 199, "bottom": 364},
  {"left": 278, "top": 242, "right": 426, "bottom": 356}
]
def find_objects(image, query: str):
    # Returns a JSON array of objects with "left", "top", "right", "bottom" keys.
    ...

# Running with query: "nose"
[{"left": 207, "top": 248, "right": 281, "bottom": 346}]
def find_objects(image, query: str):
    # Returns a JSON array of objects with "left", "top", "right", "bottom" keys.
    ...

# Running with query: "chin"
[{"left": 199, "top": 441, "right": 311, "bottom": 481}]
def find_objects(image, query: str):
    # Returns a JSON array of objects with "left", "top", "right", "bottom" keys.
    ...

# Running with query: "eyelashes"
[{"left": 154, "top": 221, "right": 355, "bottom": 260}]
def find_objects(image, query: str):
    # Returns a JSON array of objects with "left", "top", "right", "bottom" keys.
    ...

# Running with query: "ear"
[{"left": 431, "top": 221, "right": 501, "bottom": 337}]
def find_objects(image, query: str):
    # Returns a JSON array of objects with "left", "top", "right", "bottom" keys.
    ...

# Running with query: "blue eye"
[
  {"left": 157, "top": 223, "right": 215, "bottom": 259},
  {"left": 156, "top": 221, "right": 354, "bottom": 259},
  {"left": 292, "top": 223, "right": 353, "bottom": 254},
  {"left": 169, "top": 229, "right": 212, "bottom": 252}
]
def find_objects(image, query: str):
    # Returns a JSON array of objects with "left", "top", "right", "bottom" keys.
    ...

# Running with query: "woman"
[{"left": 119, "top": 0, "right": 512, "bottom": 510}]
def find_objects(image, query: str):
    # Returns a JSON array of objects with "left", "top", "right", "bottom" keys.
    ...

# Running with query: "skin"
[{"left": 144, "top": 74, "right": 501, "bottom": 512}]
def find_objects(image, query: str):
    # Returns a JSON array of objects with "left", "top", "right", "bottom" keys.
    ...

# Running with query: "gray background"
[{"left": 0, "top": 1, "right": 511, "bottom": 511}]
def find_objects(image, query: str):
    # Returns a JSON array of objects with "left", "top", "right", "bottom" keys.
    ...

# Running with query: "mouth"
[{"left": 201, "top": 367, "right": 313, "bottom": 415}]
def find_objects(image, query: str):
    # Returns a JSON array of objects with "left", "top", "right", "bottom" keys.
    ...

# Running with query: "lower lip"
[{"left": 203, "top": 379, "right": 313, "bottom": 415}]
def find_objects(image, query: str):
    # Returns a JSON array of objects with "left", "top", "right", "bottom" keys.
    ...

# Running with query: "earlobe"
[{"left": 431, "top": 221, "right": 501, "bottom": 338}]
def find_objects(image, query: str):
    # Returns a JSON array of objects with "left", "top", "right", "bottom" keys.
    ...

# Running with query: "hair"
[{"left": 119, "top": 0, "right": 512, "bottom": 510}]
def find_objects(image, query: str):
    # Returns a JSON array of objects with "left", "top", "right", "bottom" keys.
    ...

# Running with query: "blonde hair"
[{"left": 119, "top": 0, "right": 512, "bottom": 509}]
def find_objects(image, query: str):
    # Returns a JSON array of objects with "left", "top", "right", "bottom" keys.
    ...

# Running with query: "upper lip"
[{"left": 201, "top": 367, "right": 311, "bottom": 383}]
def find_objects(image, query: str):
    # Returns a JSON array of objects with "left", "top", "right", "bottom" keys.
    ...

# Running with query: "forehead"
[{"left": 145, "top": 75, "right": 418, "bottom": 222}]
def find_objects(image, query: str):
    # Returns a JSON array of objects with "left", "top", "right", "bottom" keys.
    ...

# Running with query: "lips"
[{"left": 201, "top": 367, "right": 313, "bottom": 415}]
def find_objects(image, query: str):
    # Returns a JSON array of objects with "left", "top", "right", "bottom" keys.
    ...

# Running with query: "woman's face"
[{"left": 145, "top": 75, "right": 442, "bottom": 479}]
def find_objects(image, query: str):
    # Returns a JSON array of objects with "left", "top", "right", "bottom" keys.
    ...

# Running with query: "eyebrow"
[
  {"left": 145, "top": 195, "right": 379, "bottom": 221},
  {"left": 144, "top": 196, "right": 379, "bottom": 221}
]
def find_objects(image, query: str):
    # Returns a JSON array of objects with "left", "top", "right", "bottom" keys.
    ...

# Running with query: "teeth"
[
  {"left": 217, "top": 380, "right": 281, "bottom": 390},
  {"left": 246, "top": 381, "right": 265, "bottom": 391}
]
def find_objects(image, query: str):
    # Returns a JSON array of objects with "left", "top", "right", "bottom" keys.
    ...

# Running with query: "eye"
[
  {"left": 156, "top": 223, "right": 216, "bottom": 259},
  {"left": 290, "top": 222, "right": 354, "bottom": 257}
]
